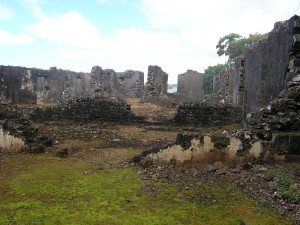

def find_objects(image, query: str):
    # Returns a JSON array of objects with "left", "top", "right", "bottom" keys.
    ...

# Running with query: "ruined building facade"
[
  {"left": 0, "top": 65, "right": 144, "bottom": 104},
  {"left": 209, "top": 15, "right": 299, "bottom": 117},
  {"left": 177, "top": 70, "right": 204, "bottom": 102},
  {"left": 145, "top": 65, "right": 168, "bottom": 97},
  {"left": 90, "top": 66, "right": 144, "bottom": 98}
]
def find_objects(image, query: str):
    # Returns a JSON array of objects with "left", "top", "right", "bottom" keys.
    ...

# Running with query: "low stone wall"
[
  {"left": 0, "top": 104, "right": 52, "bottom": 153},
  {"left": 133, "top": 131, "right": 265, "bottom": 166},
  {"left": 172, "top": 103, "right": 242, "bottom": 126},
  {"left": 30, "top": 97, "right": 142, "bottom": 122},
  {"left": 246, "top": 73, "right": 300, "bottom": 155}
]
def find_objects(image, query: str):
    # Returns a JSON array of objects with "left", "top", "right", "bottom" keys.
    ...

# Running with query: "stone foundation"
[
  {"left": 172, "top": 103, "right": 242, "bottom": 126},
  {"left": 30, "top": 97, "right": 142, "bottom": 122},
  {"left": 134, "top": 131, "right": 266, "bottom": 166}
]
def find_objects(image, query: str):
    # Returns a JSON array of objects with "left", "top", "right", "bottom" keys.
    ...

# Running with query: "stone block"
[
  {"left": 289, "top": 59, "right": 300, "bottom": 69},
  {"left": 271, "top": 132, "right": 300, "bottom": 154}
]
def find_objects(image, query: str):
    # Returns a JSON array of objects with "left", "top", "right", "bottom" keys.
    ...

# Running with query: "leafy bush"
[{"left": 274, "top": 172, "right": 299, "bottom": 203}]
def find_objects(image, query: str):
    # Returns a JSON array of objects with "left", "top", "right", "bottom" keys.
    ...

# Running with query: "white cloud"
[
  {"left": 141, "top": 0, "right": 300, "bottom": 46},
  {"left": 21, "top": 0, "right": 48, "bottom": 20},
  {"left": 28, "top": 11, "right": 102, "bottom": 48},
  {"left": 0, "top": 3, "right": 15, "bottom": 20},
  {"left": 0, "top": 30, "right": 33, "bottom": 46},
  {"left": 12, "top": 0, "right": 300, "bottom": 84}
]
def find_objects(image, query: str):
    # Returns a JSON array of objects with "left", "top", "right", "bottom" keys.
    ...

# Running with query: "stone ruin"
[
  {"left": 90, "top": 66, "right": 144, "bottom": 98},
  {"left": 143, "top": 65, "right": 176, "bottom": 105},
  {"left": 177, "top": 70, "right": 204, "bottom": 102},
  {"left": 135, "top": 15, "right": 300, "bottom": 166},
  {"left": 0, "top": 65, "right": 144, "bottom": 104},
  {"left": 1, "top": 15, "right": 300, "bottom": 162},
  {"left": 30, "top": 97, "right": 140, "bottom": 123},
  {"left": 173, "top": 103, "right": 242, "bottom": 126},
  {"left": 0, "top": 65, "right": 90, "bottom": 104},
  {"left": 145, "top": 65, "right": 168, "bottom": 97}
]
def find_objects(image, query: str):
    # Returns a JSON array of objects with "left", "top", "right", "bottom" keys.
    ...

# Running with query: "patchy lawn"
[{"left": 0, "top": 155, "right": 292, "bottom": 225}]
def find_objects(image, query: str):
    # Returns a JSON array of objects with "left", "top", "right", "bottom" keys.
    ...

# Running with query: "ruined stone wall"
[
  {"left": 1, "top": 65, "right": 144, "bottom": 104},
  {"left": 133, "top": 131, "right": 264, "bottom": 165},
  {"left": 90, "top": 66, "right": 114, "bottom": 97},
  {"left": 146, "top": 65, "right": 168, "bottom": 97},
  {"left": 244, "top": 16, "right": 298, "bottom": 115},
  {"left": 0, "top": 65, "right": 90, "bottom": 104},
  {"left": 232, "top": 57, "right": 245, "bottom": 107},
  {"left": 36, "top": 67, "right": 90, "bottom": 102},
  {"left": 30, "top": 97, "right": 140, "bottom": 122},
  {"left": 177, "top": 70, "right": 204, "bottom": 102},
  {"left": 172, "top": 103, "right": 242, "bottom": 126},
  {"left": 90, "top": 66, "right": 144, "bottom": 98},
  {"left": 115, "top": 70, "right": 144, "bottom": 98},
  {"left": 212, "top": 67, "right": 233, "bottom": 104},
  {"left": 203, "top": 67, "right": 234, "bottom": 105},
  {"left": 0, "top": 66, "right": 38, "bottom": 104}
]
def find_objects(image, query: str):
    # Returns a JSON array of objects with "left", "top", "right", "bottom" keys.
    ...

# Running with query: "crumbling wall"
[
  {"left": 177, "top": 70, "right": 204, "bottom": 102},
  {"left": 36, "top": 67, "right": 90, "bottom": 102},
  {"left": 212, "top": 67, "right": 233, "bottom": 104},
  {"left": 0, "top": 103, "right": 52, "bottom": 153},
  {"left": 30, "top": 97, "right": 141, "bottom": 122},
  {"left": 244, "top": 16, "right": 298, "bottom": 115},
  {"left": 237, "top": 16, "right": 300, "bottom": 156},
  {"left": 173, "top": 103, "right": 242, "bottom": 126},
  {"left": 146, "top": 65, "right": 168, "bottom": 97},
  {"left": 115, "top": 70, "right": 144, "bottom": 98},
  {"left": 1, "top": 65, "right": 144, "bottom": 104},
  {"left": 203, "top": 67, "right": 234, "bottom": 105},
  {"left": 133, "top": 131, "right": 264, "bottom": 165},
  {"left": 232, "top": 57, "right": 245, "bottom": 107},
  {"left": 0, "top": 65, "right": 90, "bottom": 104},
  {"left": 90, "top": 66, "right": 144, "bottom": 98},
  {"left": 90, "top": 66, "right": 115, "bottom": 97},
  {"left": 0, "top": 66, "right": 37, "bottom": 104}
]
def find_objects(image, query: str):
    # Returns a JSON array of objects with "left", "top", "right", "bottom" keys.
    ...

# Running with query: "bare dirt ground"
[{"left": 1, "top": 99, "right": 300, "bottom": 224}]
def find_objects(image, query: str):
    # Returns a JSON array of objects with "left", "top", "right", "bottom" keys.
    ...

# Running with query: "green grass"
[{"left": 0, "top": 158, "right": 293, "bottom": 225}]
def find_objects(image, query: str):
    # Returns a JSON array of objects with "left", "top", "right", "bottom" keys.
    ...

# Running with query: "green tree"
[
  {"left": 216, "top": 33, "right": 267, "bottom": 61},
  {"left": 203, "top": 64, "right": 227, "bottom": 94},
  {"left": 216, "top": 33, "right": 242, "bottom": 60}
]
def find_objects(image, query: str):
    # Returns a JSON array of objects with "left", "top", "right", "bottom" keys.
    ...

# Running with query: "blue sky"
[{"left": 0, "top": 0, "right": 299, "bottom": 83}]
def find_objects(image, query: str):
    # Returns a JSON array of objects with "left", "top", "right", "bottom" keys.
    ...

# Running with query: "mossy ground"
[{"left": 0, "top": 155, "right": 292, "bottom": 225}]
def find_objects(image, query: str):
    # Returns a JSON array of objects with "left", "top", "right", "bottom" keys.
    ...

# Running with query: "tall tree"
[
  {"left": 216, "top": 33, "right": 242, "bottom": 60},
  {"left": 216, "top": 33, "right": 267, "bottom": 61}
]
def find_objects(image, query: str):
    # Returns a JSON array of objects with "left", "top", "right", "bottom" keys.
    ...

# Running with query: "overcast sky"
[{"left": 0, "top": 0, "right": 299, "bottom": 83}]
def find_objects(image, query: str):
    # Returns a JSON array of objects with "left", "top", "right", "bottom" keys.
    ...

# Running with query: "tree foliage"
[
  {"left": 203, "top": 32, "right": 267, "bottom": 95},
  {"left": 203, "top": 64, "right": 227, "bottom": 94},
  {"left": 216, "top": 33, "right": 267, "bottom": 60}
]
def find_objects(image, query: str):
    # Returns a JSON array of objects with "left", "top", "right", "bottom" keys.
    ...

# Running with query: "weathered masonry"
[
  {"left": 90, "top": 66, "right": 144, "bottom": 98},
  {"left": 145, "top": 65, "right": 168, "bottom": 97},
  {"left": 0, "top": 65, "right": 144, "bottom": 104},
  {"left": 177, "top": 70, "right": 204, "bottom": 102}
]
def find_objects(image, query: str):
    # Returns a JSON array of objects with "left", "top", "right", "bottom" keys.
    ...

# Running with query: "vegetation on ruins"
[
  {"left": 203, "top": 64, "right": 227, "bottom": 94},
  {"left": 203, "top": 32, "right": 267, "bottom": 95},
  {"left": 216, "top": 32, "right": 267, "bottom": 61}
]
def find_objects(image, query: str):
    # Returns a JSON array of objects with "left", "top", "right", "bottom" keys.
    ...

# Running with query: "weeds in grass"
[
  {"left": 0, "top": 158, "right": 294, "bottom": 225},
  {"left": 264, "top": 170, "right": 276, "bottom": 181},
  {"left": 274, "top": 172, "right": 299, "bottom": 203}
]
